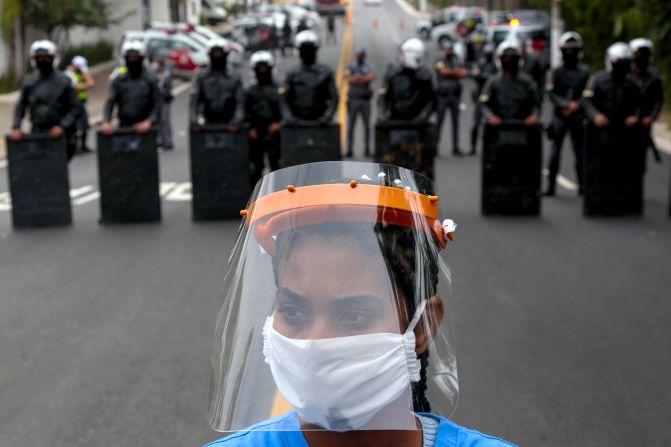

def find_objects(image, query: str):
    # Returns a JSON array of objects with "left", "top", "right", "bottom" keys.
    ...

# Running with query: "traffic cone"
[
  {"left": 372, "top": 19, "right": 379, "bottom": 29},
  {"left": 399, "top": 19, "right": 405, "bottom": 30}
]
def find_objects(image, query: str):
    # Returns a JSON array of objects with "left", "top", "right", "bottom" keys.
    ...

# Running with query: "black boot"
[{"left": 544, "top": 184, "right": 556, "bottom": 196}]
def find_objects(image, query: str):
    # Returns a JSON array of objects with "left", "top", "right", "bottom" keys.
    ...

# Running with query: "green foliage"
[
  {"left": 0, "top": 0, "right": 22, "bottom": 40},
  {"left": 562, "top": 0, "right": 671, "bottom": 104},
  {"left": 0, "top": 68, "right": 18, "bottom": 94},
  {"left": 58, "top": 40, "right": 114, "bottom": 71},
  {"left": 1, "top": 0, "right": 131, "bottom": 42}
]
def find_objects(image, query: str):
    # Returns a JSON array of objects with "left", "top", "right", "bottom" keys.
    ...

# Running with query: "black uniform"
[
  {"left": 523, "top": 52, "right": 548, "bottom": 103},
  {"left": 632, "top": 66, "right": 664, "bottom": 163},
  {"left": 13, "top": 70, "right": 79, "bottom": 159},
  {"left": 546, "top": 62, "right": 591, "bottom": 192},
  {"left": 470, "top": 57, "right": 497, "bottom": 153},
  {"left": 190, "top": 67, "right": 245, "bottom": 126},
  {"left": 582, "top": 71, "right": 641, "bottom": 124},
  {"left": 581, "top": 70, "right": 644, "bottom": 212},
  {"left": 434, "top": 54, "right": 464, "bottom": 154},
  {"left": 633, "top": 67, "right": 664, "bottom": 121},
  {"left": 104, "top": 70, "right": 161, "bottom": 128},
  {"left": 281, "top": 64, "right": 338, "bottom": 123},
  {"left": 379, "top": 64, "right": 435, "bottom": 122},
  {"left": 245, "top": 81, "right": 282, "bottom": 185},
  {"left": 480, "top": 72, "right": 539, "bottom": 121}
]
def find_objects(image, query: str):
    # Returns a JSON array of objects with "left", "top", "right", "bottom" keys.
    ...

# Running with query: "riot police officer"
[
  {"left": 480, "top": 40, "right": 539, "bottom": 127},
  {"left": 345, "top": 47, "right": 375, "bottom": 157},
  {"left": 379, "top": 38, "right": 435, "bottom": 123},
  {"left": 435, "top": 40, "right": 467, "bottom": 156},
  {"left": 11, "top": 40, "right": 79, "bottom": 160},
  {"left": 545, "top": 32, "right": 591, "bottom": 196},
  {"left": 245, "top": 51, "right": 282, "bottom": 186},
  {"left": 102, "top": 42, "right": 161, "bottom": 135},
  {"left": 470, "top": 43, "right": 497, "bottom": 155},
  {"left": 281, "top": 30, "right": 338, "bottom": 125},
  {"left": 629, "top": 38, "right": 664, "bottom": 154},
  {"left": 191, "top": 38, "right": 245, "bottom": 131},
  {"left": 521, "top": 39, "right": 548, "bottom": 104},
  {"left": 582, "top": 43, "right": 640, "bottom": 131}
]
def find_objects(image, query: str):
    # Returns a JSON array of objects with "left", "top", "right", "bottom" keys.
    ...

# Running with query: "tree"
[
  {"left": 561, "top": 0, "right": 671, "bottom": 103},
  {"left": 22, "top": 0, "right": 130, "bottom": 46},
  {"left": 1, "top": 0, "right": 131, "bottom": 81}
]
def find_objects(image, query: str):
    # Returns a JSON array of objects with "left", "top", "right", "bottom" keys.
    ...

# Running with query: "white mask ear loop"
[{"left": 406, "top": 300, "right": 427, "bottom": 334}]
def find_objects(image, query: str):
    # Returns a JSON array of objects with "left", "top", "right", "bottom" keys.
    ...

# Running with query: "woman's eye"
[
  {"left": 339, "top": 311, "right": 373, "bottom": 329},
  {"left": 278, "top": 305, "right": 308, "bottom": 324}
]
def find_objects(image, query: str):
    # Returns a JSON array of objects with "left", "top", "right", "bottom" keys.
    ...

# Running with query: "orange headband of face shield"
[{"left": 241, "top": 183, "right": 450, "bottom": 256}]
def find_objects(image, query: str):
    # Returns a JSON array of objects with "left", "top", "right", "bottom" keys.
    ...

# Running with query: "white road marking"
[
  {"left": 543, "top": 169, "right": 578, "bottom": 191},
  {"left": 160, "top": 181, "right": 178, "bottom": 196},
  {"left": 0, "top": 192, "right": 10, "bottom": 211},
  {"left": 72, "top": 191, "right": 100, "bottom": 205},
  {"left": 70, "top": 185, "right": 95, "bottom": 198},
  {"left": 165, "top": 182, "right": 192, "bottom": 201}
]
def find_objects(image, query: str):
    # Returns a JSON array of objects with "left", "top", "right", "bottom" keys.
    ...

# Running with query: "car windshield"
[{"left": 491, "top": 29, "right": 510, "bottom": 45}]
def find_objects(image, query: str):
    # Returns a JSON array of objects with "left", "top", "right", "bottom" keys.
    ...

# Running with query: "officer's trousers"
[
  {"left": 547, "top": 115, "right": 584, "bottom": 192},
  {"left": 436, "top": 94, "right": 461, "bottom": 154},
  {"left": 470, "top": 95, "right": 484, "bottom": 153},
  {"left": 159, "top": 102, "right": 173, "bottom": 148},
  {"left": 76, "top": 100, "right": 89, "bottom": 151},
  {"left": 347, "top": 98, "right": 371, "bottom": 156},
  {"left": 250, "top": 132, "right": 280, "bottom": 186}
]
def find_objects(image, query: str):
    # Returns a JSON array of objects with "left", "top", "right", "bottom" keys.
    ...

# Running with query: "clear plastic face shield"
[{"left": 208, "top": 162, "right": 458, "bottom": 433}]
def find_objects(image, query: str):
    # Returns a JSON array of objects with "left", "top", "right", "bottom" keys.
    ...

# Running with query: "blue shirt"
[{"left": 204, "top": 411, "right": 516, "bottom": 447}]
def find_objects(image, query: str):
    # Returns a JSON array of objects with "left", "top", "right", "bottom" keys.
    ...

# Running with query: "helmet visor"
[{"left": 207, "top": 161, "right": 458, "bottom": 433}]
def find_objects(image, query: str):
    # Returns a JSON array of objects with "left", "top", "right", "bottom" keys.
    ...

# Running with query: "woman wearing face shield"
[{"left": 204, "top": 161, "right": 515, "bottom": 447}]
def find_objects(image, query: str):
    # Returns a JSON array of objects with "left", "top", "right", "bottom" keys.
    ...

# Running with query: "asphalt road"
[{"left": 1, "top": 1, "right": 671, "bottom": 446}]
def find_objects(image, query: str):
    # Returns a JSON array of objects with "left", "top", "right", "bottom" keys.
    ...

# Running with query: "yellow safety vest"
[{"left": 74, "top": 72, "right": 88, "bottom": 102}]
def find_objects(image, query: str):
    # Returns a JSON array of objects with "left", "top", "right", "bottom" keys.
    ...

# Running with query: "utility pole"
[
  {"left": 550, "top": 0, "right": 564, "bottom": 68},
  {"left": 142, "top": 0, "right": 151, "bottom": 29}
]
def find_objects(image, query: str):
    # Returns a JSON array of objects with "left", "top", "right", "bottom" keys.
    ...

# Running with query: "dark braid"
[
  {"left": 272, "top": 221, "right": 440, "bottom": 414},
  {"left": 373, "top": 223, "right": 439, "bottom": 413}
]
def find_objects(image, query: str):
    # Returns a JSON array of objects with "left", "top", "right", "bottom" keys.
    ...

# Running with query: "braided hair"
[
  {"left": 271, "top": 220, "right": 440, "bottom": 414},
  {"left": 374, "top": 222, "right": 438, "bottom": 413}
]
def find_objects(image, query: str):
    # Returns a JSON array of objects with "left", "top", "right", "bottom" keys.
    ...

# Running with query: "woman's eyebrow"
[
  {"left": 330, "top": 295, "right": 382, "bottom": 308},
  {"left": 276, "top": 287, "right": 309, "bottom": 304}
]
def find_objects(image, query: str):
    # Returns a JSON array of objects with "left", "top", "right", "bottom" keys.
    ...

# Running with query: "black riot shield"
[
  {"left": 189, "top": 126, "right": 251, "bottom": 220},
  {"left": 280, "top": 123, "right": 341, "bottom": 168},
  {"left": 374, "top": 122, "right": 436, "bottom": 179},
  {"left": 96, "top": 129, "right": 161, "bottom": 223},
  {"left": 5, "top": 133, "right": 72, "bottom": 228},
  {"left": 583, "top": 123, "right": 645, "bottom": 216},
  {"left": 481, "top": 121, "right": 542, "bottom": 215}
]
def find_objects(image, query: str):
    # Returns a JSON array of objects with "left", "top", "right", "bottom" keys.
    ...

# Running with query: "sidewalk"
[{"left": 0, "top": 60, "right": 116, "bottom": 160}]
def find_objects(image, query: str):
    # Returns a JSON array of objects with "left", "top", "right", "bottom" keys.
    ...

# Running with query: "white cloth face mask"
[{"left": 262, "top": 300, "right": 426, "bottom": 432}]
